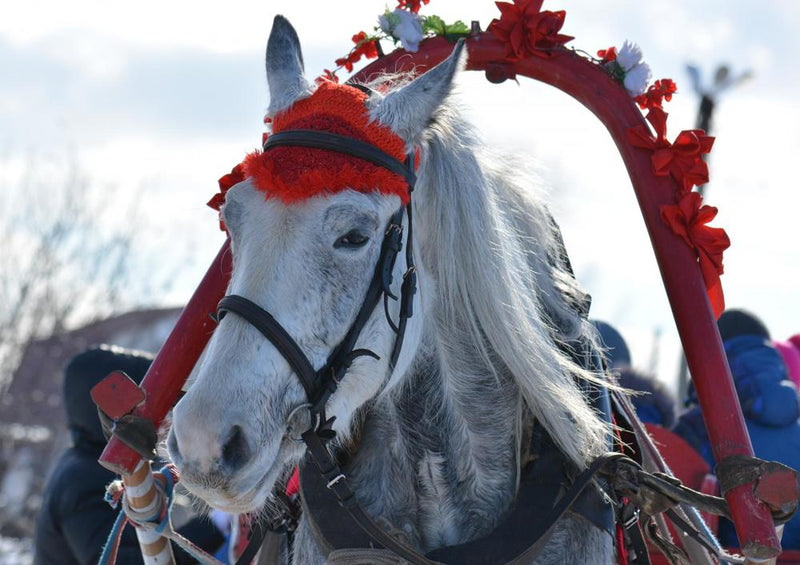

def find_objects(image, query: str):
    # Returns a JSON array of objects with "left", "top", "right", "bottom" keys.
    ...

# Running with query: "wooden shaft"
[
  {"left": 353, "top": 35, "right": 781, "bottom": 559},
  {"left": 99, "top": 239, "right": 233, "bottom": 475},
  {"left": 124, "top": 461, "right": 175, "bottom": 565}
]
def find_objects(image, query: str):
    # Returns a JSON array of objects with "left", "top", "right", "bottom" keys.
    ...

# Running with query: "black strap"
[
  {"left": 301, "top": 429, "right": 440, "bottom": 565},
  {"left": 234, "top": 519, "right": 269, "bottom": 565},
  {"left": 216, "top": 207, "right": 409, "bottom": 416},
  {"left": 264, "top": 130, "right": 417, "bottom": 188},
  {"left": 300, "top": 427, "right": 626, "bottom": 565},
  {"left": 217, "top": 295, "right": 318, "bottom": 403}
]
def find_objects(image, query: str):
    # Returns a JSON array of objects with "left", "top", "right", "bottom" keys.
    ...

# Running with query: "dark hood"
[
  {"left": 617, "top": 367, "right": 677, "bottom": 428},
  {"left": 63, "top": 346, "right": 153, "bottom": 449}
]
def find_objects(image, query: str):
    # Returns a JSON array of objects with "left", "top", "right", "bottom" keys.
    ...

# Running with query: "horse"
[{"left": 167, "top": 15, "right": 618, "bottom": 565}]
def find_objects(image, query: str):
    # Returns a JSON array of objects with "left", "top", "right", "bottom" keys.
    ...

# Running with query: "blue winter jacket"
[{"left": 673, "top": 335, "right": 800, "bottom": 549}]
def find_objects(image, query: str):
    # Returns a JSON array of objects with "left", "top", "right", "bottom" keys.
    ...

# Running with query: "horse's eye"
[{"left": 335, "top": 230, "right": 370, "bottom": 249}]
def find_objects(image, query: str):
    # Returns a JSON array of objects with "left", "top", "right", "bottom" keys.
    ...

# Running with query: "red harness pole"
[
  {"left": 354, "top": 34, "right": 780, "bottom": 559},
  {"left": 98, "top": 239, "right": 232, "bottom": 475}
]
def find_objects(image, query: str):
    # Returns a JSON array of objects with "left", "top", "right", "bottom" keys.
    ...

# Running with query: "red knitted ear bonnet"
[{"left": 242, "top": 82, "right": 410, "bottom": 205}]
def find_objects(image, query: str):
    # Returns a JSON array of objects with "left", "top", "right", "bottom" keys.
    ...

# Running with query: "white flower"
[
  {"left": 624, "top": 64, "right": 651, "bottom": 96},
  {"left": 617, "top": 41, "right": 644, "bottom": 71},
  {"left": 616, "top": 40, "right": 651, "bottom": 96},
  {"left": 379, "top": 9, "right": 424, "bottom": 52}
]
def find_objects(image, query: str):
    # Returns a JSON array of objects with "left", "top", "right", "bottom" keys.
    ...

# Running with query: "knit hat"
[
  {"left": 592, "top": 320, "right": 631, "bottom": 369},
  {"left": 716, "top": 309, "right": 770, "bottom": 342},
  {"left": 242, "top": 82, "right": 410, "bottom": 205}
]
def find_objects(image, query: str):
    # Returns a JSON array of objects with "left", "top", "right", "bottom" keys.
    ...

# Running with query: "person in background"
[
  {"left": 672, "top": 309, "right": 800, "bottom": 549},
  {"left": 775, "top": 337, "right": 800, "bottom": 390},
  {"left": 34, "top": 346, "right": 224, "bottom": 565},
  {"left": 616, "top": 367, "right": 677, "bottom": 429},
  {"left": 593, "top": 320, "right": 677, "bottom": 428},
  {"left": 592, "top": 320, "right": 631, "bottom": 371}
]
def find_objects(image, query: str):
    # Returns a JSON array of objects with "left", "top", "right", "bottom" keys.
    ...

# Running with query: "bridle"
[{"left": 215, "top": 125, "right": 418, "bottom": 434}]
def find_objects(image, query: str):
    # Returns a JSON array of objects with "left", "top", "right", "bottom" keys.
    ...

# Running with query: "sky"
[{"left": 1, "top": 0, "right": 798, "bottom": 390}]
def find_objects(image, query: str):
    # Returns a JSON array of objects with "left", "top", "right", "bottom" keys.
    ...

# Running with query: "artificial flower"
[
  {"left": 616, "top": 41, "right": 651, "bottom": 95},
  {"left": 616, "top": 41, "right": 643, "bottom": 72},
  {"left": 397, "top": 0, "right": 429, "bottom": 14},
  {"left": 635, "top": 78, "right": 678, "bottom": 110},
  {"left": 623, "top": 64, "right": 651, "bottom": 96},
  {"left": 208, "top": 163, "right": 247, "bottom": 231},
  {"left": 660, "top": 191, "right": 730, "bottom": 317},
  {"left": 597, "top": 46, "right": 617, "bottom": 64},
  {"left": 488, "top": 0, "right": 573, "bottom": 60},
  {"left": 379, "top": 8, "right": 425, "bottom": 52},
  {"left": 315, "top": 69, "right": 340, "bottom": 85},
  {"left": 335, "top": 31, "right": 380, "bottom": 72}
]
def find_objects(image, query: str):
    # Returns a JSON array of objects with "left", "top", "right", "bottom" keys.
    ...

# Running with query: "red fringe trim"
[{"left": 245, "top": 82, "right": 410, "bottom": 204}]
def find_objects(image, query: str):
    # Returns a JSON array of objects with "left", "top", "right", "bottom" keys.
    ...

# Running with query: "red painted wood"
[
  {"left": 90, "top": 371, "right": 146, "bottom": 420},
  {"left": 354, "top": 33, "right": 780, "bottom": 557},
  {"left": 98, "top": 239, "right": 232, "bottom": 475},
  {"left": 96, "top": 29, "right": 778, "bottom": 556}
]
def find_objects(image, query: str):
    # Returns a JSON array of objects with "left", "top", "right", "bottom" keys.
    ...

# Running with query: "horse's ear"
[
  {"left": 370, "top": 39, "right": 466, "bottom": 143},
  {"left": 266, "top": 15, "right": 311, "bottom": 115}
]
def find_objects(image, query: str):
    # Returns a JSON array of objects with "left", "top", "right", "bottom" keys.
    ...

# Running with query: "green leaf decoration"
[{"left": 422, "top": 15, "right": 470, "bottom": 40}]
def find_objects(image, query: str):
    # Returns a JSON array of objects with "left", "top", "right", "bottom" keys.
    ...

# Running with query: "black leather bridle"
[{"left": 215, "top": 127, "right": 418, "bottom": 429}]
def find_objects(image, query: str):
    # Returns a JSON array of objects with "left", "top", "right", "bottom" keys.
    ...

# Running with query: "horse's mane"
[{"left": 391, "top": 85, "right": 610, "bottom": 467}]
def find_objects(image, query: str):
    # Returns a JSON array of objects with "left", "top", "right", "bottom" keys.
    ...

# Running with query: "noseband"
[{"left": 215, "top": 128, "right": 417, "bottom": 428}]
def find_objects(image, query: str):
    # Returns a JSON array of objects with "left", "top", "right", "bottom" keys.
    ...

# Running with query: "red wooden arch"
[{"left": 97, "top": 31, "right": 780, "bottom": 559}]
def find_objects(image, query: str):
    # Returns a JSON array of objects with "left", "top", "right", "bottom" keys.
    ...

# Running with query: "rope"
[{"left": 99, "top": 465, "right": 227, "bottom": 565}]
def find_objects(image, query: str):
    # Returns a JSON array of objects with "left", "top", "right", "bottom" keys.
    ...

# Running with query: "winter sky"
[{"left": 1, "top": 0, "right": 798, "bottom": 388}]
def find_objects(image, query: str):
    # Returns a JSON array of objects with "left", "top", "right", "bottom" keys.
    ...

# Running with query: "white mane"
[{"left": 406, "top": 95, "right": 609, "bottom": 466}]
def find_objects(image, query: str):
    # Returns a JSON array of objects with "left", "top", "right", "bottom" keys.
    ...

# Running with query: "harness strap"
[
  {"left": 217, "top": 295, "right": 318, "bottom": 403},
  {"left": 264, "top": 130, "right": 417, "bottom": 188},
  {"left": 299, "top": 425, "right": 624, "bottom": 565},
  {"left": 301, "top": 429, "right": 441, "bottom": 565},
  {"left": 217, "top": 207, "right": 408, "bottom": 416}
]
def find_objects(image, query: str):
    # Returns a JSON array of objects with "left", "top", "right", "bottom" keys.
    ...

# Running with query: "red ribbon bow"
[
  {"left": 488, "top": 0, "right": 573, "bottom": 60},
  {"left": 660, "top": 191, "right": 731, "bottom": 318},
  {"left": 628, "top": 108, "right": 714, "bottom": 192},
  {"left": 207, "top": 163, "right": 246, "bottom": 231}
]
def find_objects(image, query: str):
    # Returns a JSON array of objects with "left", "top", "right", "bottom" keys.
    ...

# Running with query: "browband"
[{"left": 263, "top": 130, "right": 416, "bottom": 189}]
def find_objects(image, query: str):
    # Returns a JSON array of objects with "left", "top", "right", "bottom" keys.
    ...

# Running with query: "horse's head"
[{"left": 168, "top": 16, "right": 464, "bottom": 513}]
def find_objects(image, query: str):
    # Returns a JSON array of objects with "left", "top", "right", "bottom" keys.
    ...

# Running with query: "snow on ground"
[{"left": 0, "top": 537, "right": 32, "bottom": 565}]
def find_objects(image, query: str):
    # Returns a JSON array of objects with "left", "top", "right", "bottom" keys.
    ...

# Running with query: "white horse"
[{"left": 168, "top": 16, "right": 616, "bottom": 565}]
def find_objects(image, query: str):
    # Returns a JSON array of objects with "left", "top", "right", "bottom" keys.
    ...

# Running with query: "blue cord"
[{"left": 96, "top": 509, "right": 128, "bottom": 565}]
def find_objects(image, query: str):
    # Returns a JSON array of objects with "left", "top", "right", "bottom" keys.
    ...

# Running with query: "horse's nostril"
[{"left": 221, "top": 425, "right": 251, "bottom": 471}]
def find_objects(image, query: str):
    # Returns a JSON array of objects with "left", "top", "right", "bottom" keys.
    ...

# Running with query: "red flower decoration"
[
  {"left": 335, "top": 32, "right": 379, "bottom": 72},
  {"left": 628, "top": 107, "right": 714, "bottom": 192},
  {"left": 597, "top": 46, "right": 617, "bottom": 64},
  {"left": 661, "top": 191, "right": 730, "bottom": 318},
  {"left": 315, "top": 69, "right": 340, "bottom": 85},
  {"left": 635, "top": 78, "right": 677, "bottom": 110},
  {"left": 397, "top": 0, "right": 429, "bottom": 13},
  {"left": 207, "top": 163, "right": 246, "bottom": 231},
  {"left": 488, "top": 0, "right": 573, "bottom": 60}
]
